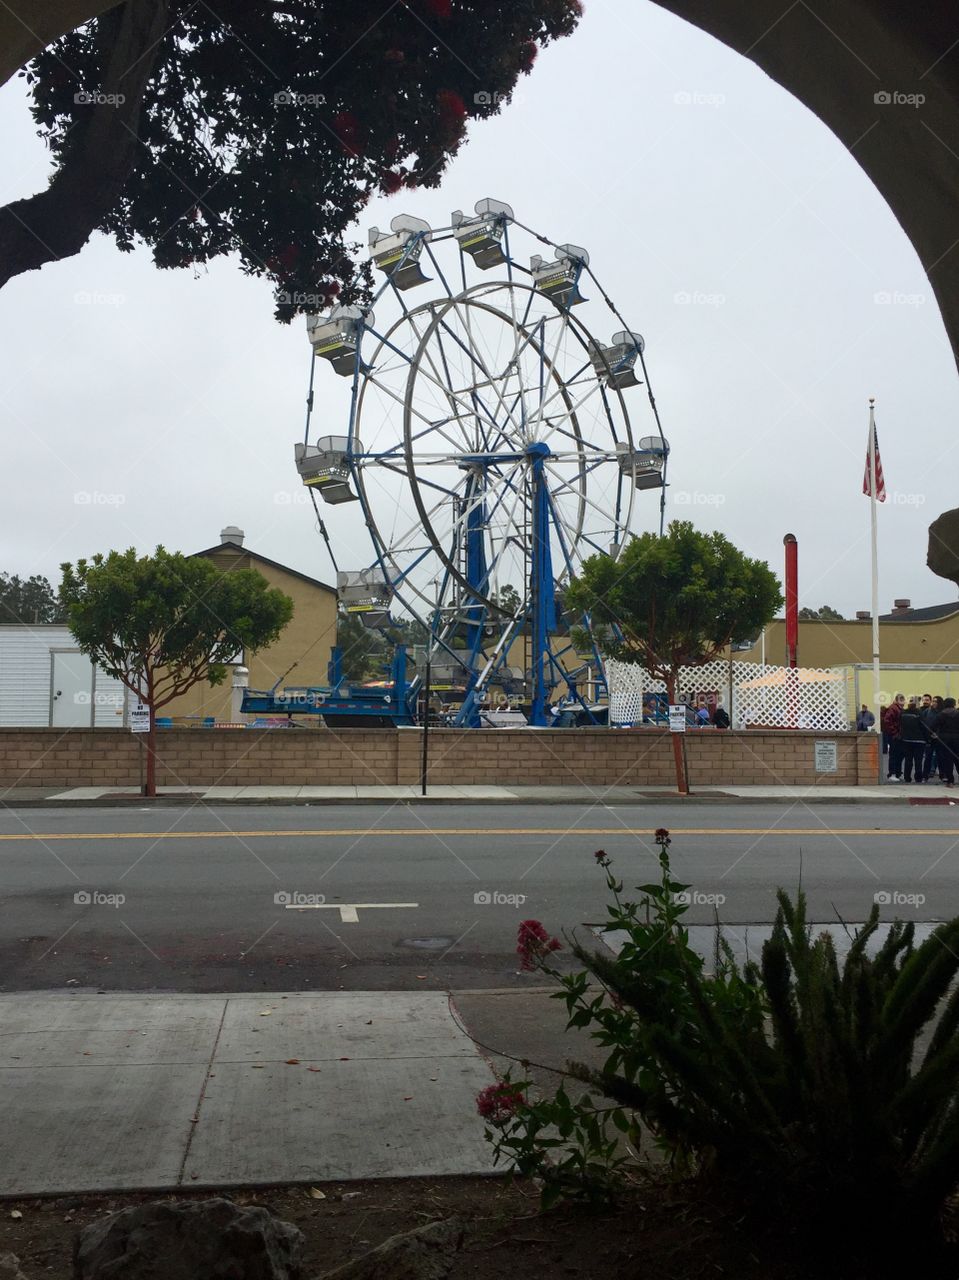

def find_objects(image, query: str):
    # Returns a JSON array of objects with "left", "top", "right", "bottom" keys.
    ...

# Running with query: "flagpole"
[{"left": 868, "top": 397, "right": 882, "bottom": 774}]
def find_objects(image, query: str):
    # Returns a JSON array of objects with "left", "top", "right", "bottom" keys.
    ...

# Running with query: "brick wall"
[{"left": 0, "top": 727, "right": 878, "bottom": 789}]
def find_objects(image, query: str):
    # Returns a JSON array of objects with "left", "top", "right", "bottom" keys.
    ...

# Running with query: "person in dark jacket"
[
  {"left": 919, "top": 694, "right": 939, "bottom": 782},
  {"left": 899, "top": 699, "right": 927, "bottom": 784},
  {"left": 882, "top": 694, "right": 906, "bottom": 781},
  {"left": 933, "top": 698, "right": 959, "bottom": 786},
  {"left": 856, "top": 704, "right": 875, "bottom": 731},
  {"left": 712, "top": 704, "right": 731, "bottom": 729}
]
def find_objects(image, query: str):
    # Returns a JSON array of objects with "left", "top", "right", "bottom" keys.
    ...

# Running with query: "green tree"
[
  {"left": 60, "top": 547, "right": 293, "bottom": 796},
  {"left": 565, "top": 521, "right": 783, "bottom": 793},
  {"left": 0, "top": 572, "right": 67, "bottom": 623},
  {"left": 3, "top": 1, "right": 581, "bottom": 307},
  {"left": 798, "top": 604, "right": 845, "bottom": 621},
  {"left": 336, "top": 611, "right": 390, "bottom": 683}
]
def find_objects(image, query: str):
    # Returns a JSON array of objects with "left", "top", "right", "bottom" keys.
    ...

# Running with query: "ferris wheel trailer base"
[{"left": 241, "top": 645, "right": 420, "bottom": 727}]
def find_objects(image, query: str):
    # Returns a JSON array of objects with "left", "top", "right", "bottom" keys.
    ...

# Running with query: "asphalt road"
[{"left": 0, "top": 801, "right": 957, "bottom": 992}]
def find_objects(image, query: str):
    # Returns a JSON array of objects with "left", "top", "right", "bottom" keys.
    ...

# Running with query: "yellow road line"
[{"left": 0, "top": 827, "right": 956, "bottom": 842}]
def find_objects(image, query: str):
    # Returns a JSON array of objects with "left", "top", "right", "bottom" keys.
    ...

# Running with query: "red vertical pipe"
[
  {"left": 784, "top": 534, "right": 798, "bottom": 667},
  {"left": 784, "top": 533, "right": 799, "bottom": 729}
]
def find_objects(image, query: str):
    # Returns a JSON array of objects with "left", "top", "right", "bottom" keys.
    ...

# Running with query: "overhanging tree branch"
[
  {"left": 0, "top": 0, "right": 124, "bottom": 88},
  {"left": 0, "top": 0, "right": 170, "bottom": 288}
]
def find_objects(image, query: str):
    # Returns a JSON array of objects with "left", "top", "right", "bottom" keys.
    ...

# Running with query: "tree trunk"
[
  {"left": 666, "top": 675, "right": 688, "bottom": 796},
  {"left": 0, "top": 0, "right": 169, "bottom": 290}
]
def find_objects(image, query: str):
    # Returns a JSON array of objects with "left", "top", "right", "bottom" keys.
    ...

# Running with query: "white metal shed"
[{"left": 0, "top": 625, "right": 127, "bottom": 728}]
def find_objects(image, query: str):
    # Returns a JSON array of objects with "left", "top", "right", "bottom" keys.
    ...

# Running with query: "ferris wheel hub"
[{"left": 525, "top": 441, "right": 552, "bottom": 461}]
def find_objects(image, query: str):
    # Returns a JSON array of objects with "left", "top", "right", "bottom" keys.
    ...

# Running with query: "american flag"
[{"left": 863, "top": 423, "right": 886, "bottom": 502}]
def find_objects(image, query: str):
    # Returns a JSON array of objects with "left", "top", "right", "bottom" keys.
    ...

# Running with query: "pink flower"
[
  {"left": 517, "top": 919, "right": 562, "bottom": 971},
  {"left": 476, "top": 1082, "right": 525, "bottom": 1123}
]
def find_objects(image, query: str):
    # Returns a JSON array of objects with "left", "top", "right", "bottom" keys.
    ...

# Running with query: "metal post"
[
  {"left": 420, "top": 650, "right": 431, "bottom": 797},
  {"left": 421, "top": 581, "right": 439, "bottom": 796},
  {"left": 868, "top": 398, "right": 883, "bottom": 779},
  {"left": 528, "top": 445, "right": 555, "bottom": 727}
]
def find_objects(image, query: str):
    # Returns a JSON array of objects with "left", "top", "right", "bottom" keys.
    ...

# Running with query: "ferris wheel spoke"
[
  {"left": 541, "top": 418, "right": 611, "bottom": 456},
  {"left": 543, "top": 460, "right": 622, "bottom": 545},
  {"left": 370, "top": 456, "right": 465, "bottom": 500},
  {"left": 382, "top": 478, "right": 470, "bottom": 559},
  {"left": 386, "top": 543, "right": 437, "bottom": 589},
  {"left": 488, "top": 479, "right": 533, "bottom": 589},
  {"left": 406, "top": 306, "right": 491, "bottom": 455},
  {"left": 437, "top": 308, "right": 526, "bottom": 449},
  {"left": 529, "top": 371, "right": 606, "bottom": 438},
  {"left": 368, "top": 326, "right": 498, "bottom": 453}
]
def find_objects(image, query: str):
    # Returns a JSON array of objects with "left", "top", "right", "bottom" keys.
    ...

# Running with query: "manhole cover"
[{"left": 400, "top": 937, "right": 454, "bottom": 950}]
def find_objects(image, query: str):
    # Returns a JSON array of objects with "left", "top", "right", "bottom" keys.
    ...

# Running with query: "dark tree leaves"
[
  {"left": 19, "top": 0, "right": 582, "bottom": 317},
  {"left": 565, "top": 520, "right": 784, "bottom": 683},
  {"left": 0, "top": 572, "right": 67, "bottom": 623}
]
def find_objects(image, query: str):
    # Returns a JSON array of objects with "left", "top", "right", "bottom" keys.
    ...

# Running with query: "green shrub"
[{"left": 478, "top": 831, "right": 959, "bottom": 1270}]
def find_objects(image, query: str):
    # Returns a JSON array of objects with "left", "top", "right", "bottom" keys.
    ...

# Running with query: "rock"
[
  {"left": 928, "top": 508, "right": 959, "bottom": 588},
  {"left": 73, "top": 1197, "right": 303, "bottom": 1280},
  {"left": 0, "top": 1253, "right": 28, "bottom": 1280},
  {"left": 316, "top": 1218, "right": 464, "bottom": 1280}
]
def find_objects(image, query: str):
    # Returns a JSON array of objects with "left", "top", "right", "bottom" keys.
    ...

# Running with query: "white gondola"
[
  {"left": 589, "top": 330, "right": 645, "bottom": 390},
  {"left": 294, "top": 437, "right": 360, "bottom": 504},
  {"left": 306, "top": 306, "right": 371, "bottom": 377},
  {"left": 530, "top": 243, "right": 589, "bottom": 307},
  {"left": 337, "top": 568, "right": 393, "bottom": 628},
  {"left": 369, "top": 214, "right": 432, "bottom": 291},
  {"left": 616, "top": 436, "right": 669, "bottom": 490},
  {"left": 451, "top": 198, "right": 514, "bottom": 270}
]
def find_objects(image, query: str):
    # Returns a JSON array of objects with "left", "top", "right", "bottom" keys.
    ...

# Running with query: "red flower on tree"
[
  {"left": 517, "top": 919, "right": 562, "bottom": 971},
  {"left": 517, "top": 40, "right": 538, "bottom": 72},
  {"left": 436, "top": 88, "right": 467, "bottom": 126},
  {"left": 333, "top": 110, "right": 364, "bottom": 155}
]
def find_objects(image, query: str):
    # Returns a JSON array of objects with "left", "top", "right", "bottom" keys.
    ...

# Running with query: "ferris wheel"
[{"left": 294, "top": 199, "right": 670, "bottom": 727}]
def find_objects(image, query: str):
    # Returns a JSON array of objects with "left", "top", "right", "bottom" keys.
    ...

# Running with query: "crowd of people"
[{"left": 865, "top": 694, "right": 959, "bottom": 785}]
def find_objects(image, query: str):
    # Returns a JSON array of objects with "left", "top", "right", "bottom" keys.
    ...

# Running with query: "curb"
[{"left": 0, "top": 793, "right": 922, "bottom": 809}]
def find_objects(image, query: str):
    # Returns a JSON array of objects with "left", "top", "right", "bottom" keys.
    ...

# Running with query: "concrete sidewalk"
[
  {"left": 0, "top": 992, "right": 498, "bottom": 1197},
  {"left": 2, "top": 782, "right": 951, "bottom": 806}
]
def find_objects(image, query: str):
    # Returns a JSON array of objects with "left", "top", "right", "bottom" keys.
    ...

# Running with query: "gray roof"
[{"left": 878, "top": 601, "right": 959, "bottom": 623}]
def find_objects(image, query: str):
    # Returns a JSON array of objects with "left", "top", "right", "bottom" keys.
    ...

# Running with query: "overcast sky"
[{"left": 1, "top": 0, "right": 956, "bottom": 621}]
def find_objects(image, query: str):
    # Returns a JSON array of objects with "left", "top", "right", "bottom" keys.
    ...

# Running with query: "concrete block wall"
[{"left": 0, "top": 727, "right": 877, "bottom": 790}]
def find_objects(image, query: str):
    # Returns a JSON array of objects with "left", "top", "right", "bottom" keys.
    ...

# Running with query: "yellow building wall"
[
  {"left": 735, "top": 616, "right": 959, "bottom": 670},
  {"left": 164, "top": 547, "right": 338, "bottom": 723}
]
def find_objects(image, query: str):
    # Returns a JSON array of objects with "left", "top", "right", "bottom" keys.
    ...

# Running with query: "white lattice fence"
[{"left": 604, "top": 658, "right": 849, "bottom": 731}]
